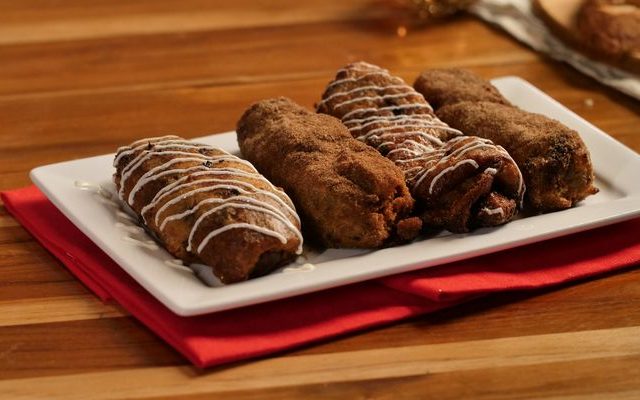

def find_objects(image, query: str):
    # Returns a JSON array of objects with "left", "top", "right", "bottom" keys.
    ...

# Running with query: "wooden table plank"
[
  {"left": 153, "top": 358, "right": 640, "bottom": 400},
  {"left": 0, "top": 17, "right": 534, "bottom": 97},
  {"left": 0, "top": 0, "right": 379, "bottom": 45},
  {"left": 0, "top": 296, "right": 125, "bottom": 327},
  {"left": 0, "top": 318, "right": 185, "bottom": 380},
  {"left": 1, "top": 326, "right": 639, "bottom": 399},
  {"left": 1, "top": 268, "right": 638, "bottom": 381},
  {"left": 1, "top": 1, "right": 639, "bottom": 397},
  {"left": 1, "top": 61, "right": 638, "bottom": 191}
]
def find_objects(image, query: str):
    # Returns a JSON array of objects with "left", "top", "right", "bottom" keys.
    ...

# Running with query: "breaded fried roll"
[
  {"left": 415, "top": 68, "right": 598, "bottom": 211},
  {"left": 114, "top": 135, "right": 303, "bottom": 284},
  {"left": 318, "top": 62, "right": 524, "bottom": 233},
  {"left": 237, "top": 97, "right": 421, "bottom": 248},
  {"left": 414, "top": 68, "right": 511, "bottom": 109}
]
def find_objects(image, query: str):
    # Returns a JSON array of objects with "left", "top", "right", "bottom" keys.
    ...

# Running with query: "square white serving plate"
[{"left": 31, "top": 77, "right": 640, "bottom": 316}]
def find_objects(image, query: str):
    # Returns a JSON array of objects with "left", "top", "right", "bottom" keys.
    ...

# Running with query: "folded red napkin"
[{"left": 3, "top": 185, "right": 640, "bottom": 368}]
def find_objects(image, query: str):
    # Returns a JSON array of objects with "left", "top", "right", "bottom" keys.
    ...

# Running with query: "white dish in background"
[{"left": 30, "top": 77, "right": 640, "bottom": 316}]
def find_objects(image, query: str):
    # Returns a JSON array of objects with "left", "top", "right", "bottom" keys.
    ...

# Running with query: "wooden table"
[{"left": 1, "top": 1, "right": 639, "bottom": 398}]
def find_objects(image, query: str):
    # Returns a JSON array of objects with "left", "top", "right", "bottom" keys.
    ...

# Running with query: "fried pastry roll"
[
  {"left": 237, "top": 97, "right": 422, "bottom": 248},
  {"left": 317, "top": 62, "right": 524, "bottom": 233},
  {"left": 114, "top": 135, "right": 302, "bottom": 284},
  {"left": 414, "top": 68, "right": 598, "bottom": 211}
]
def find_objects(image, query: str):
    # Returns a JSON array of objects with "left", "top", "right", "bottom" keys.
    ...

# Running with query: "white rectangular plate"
[{"left": 30, "top": 77, "right": 640, "bottom": 316}]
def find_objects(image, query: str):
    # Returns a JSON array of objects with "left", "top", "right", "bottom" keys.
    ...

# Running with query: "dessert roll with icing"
[
  {"left": 237, "top": 97, "right": 422, "bottom": 248},
  {"left": 317, "top": 62, "right": 525, "bottom": 233},
  {"left": 113, "top": 135, "right": 303, "bottom": 284},
  {"left": 414, "top": 68, "right": 598, "bottom": 212}
]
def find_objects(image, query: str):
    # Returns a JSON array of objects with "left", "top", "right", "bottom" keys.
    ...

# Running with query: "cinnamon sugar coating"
[
  {"left": 414, "top": 68, "right": 511, "bottom": 109},
  {"left": 415, "top": 68, "right": 598, "bottom": 211},
  {"left": 114, "top": 135, "right": 302, "bottom": 284},
  {"left": 237, "top": 97, "right": 421, "bottom": 248},
  {"left": 318, "top": 62, "right": 524, "bottom": 233}
]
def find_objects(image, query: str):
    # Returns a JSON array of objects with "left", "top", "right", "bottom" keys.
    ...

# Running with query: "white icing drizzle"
[
  {"left": 114, "top": 139, "right": 213, "bottom": 166},
  {"left": 74, "top": 180, "right": 244, "bottom": 279},
  {"left": 75, "top": 181, "right": 115, "bottom": 201},
  {"left": 122, "top": 235, "right": 159, "bottom": 249},
  {"left": 410, "top": 138, "right": 493, "bottom": 192},
  {"left": 164, "top": 259, "right": 195, "bottom": 273},
  {"left": 159, "top": 195, "right": 290, "bottom": 231},
  {"left": 319, "top": 62, "right": 526, "bottom": 225},
  {"left": 403, "top": 166, "right": 426, "bottom": 174},
  {"left": 484, "top": 167, "right": 498, "bottom": 175},
  {"left": 383, "top": 139, "right": 432, "bottom": 152},
  {"left": 341, "top": 103, "right": 433, "bottom": 122},
  {"left": 150, "top": 179, "right": 297, "bottom": 227},
  {"left": 394, "top": 153, "right": 443, "bottom": 164},
  {"left": 318, "top": 84, "right": 410, "bottom": 106},
  {"left": 114, "top": 135, "right": 180, "bottom": 158},
  {"left": 119, "top": 151, "right": 202, "bottom": 197},
  {"left": 141, "top": 164, "right": 254, "bottom": 208},
  {"left": 114, "top": 138, "right": 303, "bottom": 260},
  {"left": 74, "top": 181, "right": 159, "bottom": 250},
  {"left": 136, "top": 166, "right": 279, "bottom": 212},
  {"left": 129, "top": 166, "right": 209, "bottom": 204},
  {"left": 428, "top": 159, "right": 480, "bottom": 195},
  {"left": 345, "top": 114, "right": 452, "bottom": 129},
  {"left": 187, "top": 202, "right": 302, "bottom": 253},
  {"left": 318, "top": 65, "right": 468, "bottom": 195},
  {"left": 197, "top": 223, "right": 287, "bottom": 254},
  {"left": 356, "top": 121, "right": 461, "bottom": 138},
  {"left": 353, "top": 114, "right": 447, "bottom": 129},
  {"left": 362, "top": 130, "right": 445, "bottom": 146},
  {"left": 282, "top": 263, "right": 316, "bottom": 273},
  {"left": 334, "top": 63, "right": 389, "bottom": 74},
  {"left": 332, "top": 92, "right": 420, "bottom": 109},
  {"left": 325, "top": 72, "right": 403, "bottom": 91},
  {"left": 480, "top": 207, "right": 505, "bottom": 217},
  {"left": 386, "top": 147, "right": 424, "bottom": 157},
  {"left": 119, "top": 150, "right": 246, "bottom": 200},
  {"left": 145, "top": 168, "right": 283, "bottom": 209},
  {"left": 114, "top": 222, "right": 145, "bottom": 234}
]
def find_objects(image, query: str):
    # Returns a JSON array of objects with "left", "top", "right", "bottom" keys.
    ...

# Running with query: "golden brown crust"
[
  {"left": 114, "top": 135, "right": 302, "bottom": 284},
  {"left": 318, "top": 62, "right": 523, "bottom": 233},
  {"left": 435, "top": 101, "right": 599, "bottom": 211},
  {"left": 237, "top": 97, "right": 420, "bottom": 248},
  {"left": 414, "top": 68, "right": 511, "bottom": 109},
  {"left": 415, "top": 68, "right": 598, "bottom": 212}
]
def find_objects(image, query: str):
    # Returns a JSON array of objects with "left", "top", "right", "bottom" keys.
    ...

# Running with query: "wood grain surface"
[{"left": 1, "top": 1, "right": 639, "bottom": 398}]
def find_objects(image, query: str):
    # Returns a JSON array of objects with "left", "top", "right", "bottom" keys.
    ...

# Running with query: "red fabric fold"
[
  {"left": 382, "top": 218, "right": 640, "bottom": 301},
  {"left": 2, "top": 185, "right": 639, "bottom": 368}
]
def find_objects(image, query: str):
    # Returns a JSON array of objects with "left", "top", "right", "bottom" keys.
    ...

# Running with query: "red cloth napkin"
[{"left": 3, "top": 185, "right": 640, "bottom": 368}]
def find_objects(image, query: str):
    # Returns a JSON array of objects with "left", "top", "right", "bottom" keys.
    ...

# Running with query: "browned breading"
[
  {"left": 436, "top": 101, "right": 598, "bottom": 211},
  {"left": 237, "top": 97, "right": 421, "bottom": 248},
  {"left": 114, "top": 135, "right": 302, "bottom": 284},
  {"left": 414, "top": 68, "right": 511, "bottom": 109},
  {"left": 414, "top": 68, "right": 598, "bottom": 212},
  {"left": 317, "top": 62, "right": 524, "bottom": 233}
]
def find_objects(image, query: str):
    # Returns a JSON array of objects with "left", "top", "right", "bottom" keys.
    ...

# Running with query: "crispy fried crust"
[
  {"left": 317, "top": 62, "right": 523, "bottom": 233},
  {"left": 414, "top": 68, "right": 511, "bottom": 109},
  {"left": 237, "top": 97, "right": 421, "bottom": 248},
  {"left": 436, "top": 102, "right": 598, "bottom": 211},
  {"left": 114, "top": 135, "right": 302, "bottom": 284},
  {"left": 415, "top": 68, "right": 598, "bottom": 212}
]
